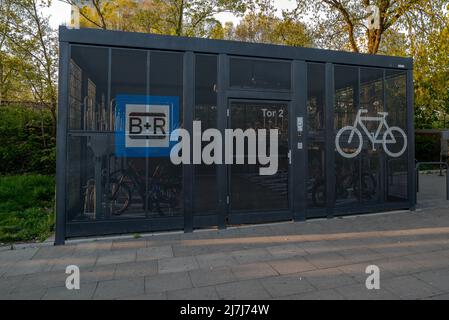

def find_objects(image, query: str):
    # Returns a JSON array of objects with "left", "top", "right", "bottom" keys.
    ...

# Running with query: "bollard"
[
  {"left": 416, "top": 166, "right": 419, "bottom": 193},
  {"left": 446, "top": 166, "right": 449, "bottom": 201}
]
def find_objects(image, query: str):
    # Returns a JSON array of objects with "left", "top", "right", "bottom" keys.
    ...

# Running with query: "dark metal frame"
[
  {"left": 415, "top": 162, "right": 449, "bottom": 201},
  {"left": 55, "top": 27, "right": 415, "bottom": 244}
]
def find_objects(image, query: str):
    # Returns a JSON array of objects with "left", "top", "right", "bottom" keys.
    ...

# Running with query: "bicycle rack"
[{"left": 415, "top": 161, "right": 449, "bottom": 204}]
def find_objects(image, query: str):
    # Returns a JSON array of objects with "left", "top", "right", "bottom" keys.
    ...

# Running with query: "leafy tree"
[
  {"left": 2, "top": 0, "right": 58, "bottom": 135},
  {"left": 411, "top": 4, "right": 449, "bottom": 128},
  {"left": 65, "top": 0, "right": 248, "bottom": 36},
  {"left": 292, "top": 0, "right": 444, "bottom": 54},
  {"left": 210, "top": 0, "right": 312, "bottom": 47}
]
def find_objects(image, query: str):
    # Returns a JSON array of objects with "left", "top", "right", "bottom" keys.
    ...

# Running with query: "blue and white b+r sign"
[{"left": 115, "top": 95, "right": 180, "bottom": 158}]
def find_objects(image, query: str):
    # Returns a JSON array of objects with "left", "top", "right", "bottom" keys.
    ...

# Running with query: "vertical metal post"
[
  {"left": 380, "top": 69, "right": 386, "bottom": 203},
  {"left": 183, "top": 51, "right": 195, "bottom": 233},
  {"left": 55, "top": 41, "right": 70, "bottom": 245},
  {"left": 325, "top": 63, "right": 335, "bottom": 219},
  {"left": 145, "top": 51, "right": 150, "bottom": 218},
  {"left": 291, "top": 60, "right": 307, "bottom": 221},
  {"left": 407, "top": 68, "right": 416, "bottom": 210},
  {"left": 217, "top": 54, "right": 228, "bottom": 229}
]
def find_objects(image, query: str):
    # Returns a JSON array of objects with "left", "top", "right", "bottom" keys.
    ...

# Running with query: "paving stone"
[
  {"left": 122, "top": 292, "right": 167, "bottom": 300},
  {"left": 189, "top": 267, "right": 237, "bottom": 287},
  {"left": 338, "top": 248, "right": 384, "bottom": 264},
  {"left": 405, "top": 252, "right": 449, "bottom": 270},
  {"left": 79, "top": 265, "right": 117, "bottom": 284},
  {"left": 281, "top": 289, "right": 346, "bottom": 300},
  {"left": 158, "top": 256, "right": 199, "bottom": 274},
  {"left": 413, "top": 268, "right": 449, "bottom": 292},
  {"left": 369, "top": 241, "right": 417, "bottom": 258},
  {"left": 42, "top": 283, "right": 97, "bottom": 300},
  {"left": 94, "top": 277, "right": 145, "bottom": 300},
  {"left": 382, "top": 275, "right": 443, "bottom": 299},
  {"left": 111, "top": 239, "right": 147, "bottom": 251},
  {"left": 0, "top": 247, "right": 39, "bottom": 266},
  {"left": 72, "top": 241, "right": 113, "bottom": 255},
  {"left": 0, "top": 277, "right": 17, "bottom": 296},
  {"left": 196, "top": 252, "right": 238, "bottom": 270},
  {"left": 136, "top": 245, "right": 173, "bottom": 262},
  {"left": 96, "top": 250, "right": 136, "bottom": 266},
  {"left": 3, "top": 259, "right": 53, "bottom": 277},
  {"left": 305, "top": 252, "right": 349, "bottom": 269},
  {"left": 268, "top": 257, "right": 316, "bottom": 275},
  {"left": 2, "top": 288, "right": 46, "bottom": 300},
  {"left": 425, "top": 292, "right": 449, "bottom": 300},
  {"left": 260, "top": 274, "right": 315, "bottom": 298},
  {"left": 336, "top": 283, "right": 400, "bottom": 300},
  {"left": 338, "top": 262, "right": 396, "bottom": 282},
  {"left": 297, "top": 241, "right": 337, "bottom": 255},
  {"left": 166, "top": 286, "right": 219, "bottom": 300},
  {"left": 231, "top": 248, "right": 273, "bottom": 264},
  {"left": 11, "top": 270, "right": 67, "bottom": 292},
  {"left": 215, "top": 280, "right": 271, "bottom": 300},
  {"left": 1, "top": 204, "right": 449, "bottom": 300},
  {"left": 231, "top": 262, "right": 278, "bottom": 280},
  {"left": 145, "top": 272, "right": 192, "bottom": 293},
  {"left": 375, "top": 257, "right": 430, "bottom": 276},
  {"left": 172, "top": 245, "right": 220, "bottom": 257},
  {"left": 114, "top": 260, "right": 158, "bottom": 279},
  {"left": 32, "top": 245, "right": 77, "bottom": 260},
  {"left": 50, "top": 254, "right": 98, "bottom": 271},
  {"left": 266, "top": 244, "right": 307, "bottom": 259},
  {"left": 300, "top": 268, "right": 358, "bottom": 290}
]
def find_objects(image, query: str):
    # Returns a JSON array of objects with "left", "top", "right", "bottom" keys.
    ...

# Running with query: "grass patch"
[{"left": 0, "top": 175, "right": 55, "bottom": 244}]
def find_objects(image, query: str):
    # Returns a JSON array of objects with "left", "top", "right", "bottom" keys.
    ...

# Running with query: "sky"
[{"left": 43, "top": 0, "right": 298, "bottom": 29}]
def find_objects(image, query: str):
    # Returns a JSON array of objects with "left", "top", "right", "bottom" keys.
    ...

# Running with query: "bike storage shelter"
[{"left": 55, "top": 26, "right": 415, "bottom": 244}]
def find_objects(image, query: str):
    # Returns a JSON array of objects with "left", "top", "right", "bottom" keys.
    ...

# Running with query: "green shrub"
[
  {"left": 415, "top": 134, "right": 440, "bottom": 163},
  {"left": 0, "top": 105, "right": 55, "bottom": 175},
  {"left": 0, "top": 175, "right": 55, "bottom": 243}
]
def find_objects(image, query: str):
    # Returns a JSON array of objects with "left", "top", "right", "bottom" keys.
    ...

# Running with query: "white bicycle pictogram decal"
[{"left": 335, "top": 109, "right": 407, "bottom": 158}]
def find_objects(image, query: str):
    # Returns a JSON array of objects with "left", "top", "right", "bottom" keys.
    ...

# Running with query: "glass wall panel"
[
  {"left": 334, "top": 65, "right": 360, "bottom": 206},
  {"left": 385, "top": 70, "right": 408, "bottom": 201},
  {"left": 69, "top": 46, "right": 109, "bottom": 130},
  {"left": 307, "top": 63, "right": 326, "bottom": 135},
  {"left": 194, "top": 55, "right": 218, "bottom": 214},
  {"left": 108, "top": 49, "right": 148, "bottom": 219},
  {"left": 307, "top": 63, "right": 326, "bottom": 209},
  {"left": 149, "top": 51, "right": 184, "bottom": 216},
  {"left": 67, "top": 48, "right": 185, "bottom": 223},
  {"left": 308, "top": 142, "right": 326, "bottom": 207},
  {"left": 359, "top": 68, "right": 384, "bottom": 204},
  {"left": 229, "top": 57, "right": 291, "bottom": 90}
]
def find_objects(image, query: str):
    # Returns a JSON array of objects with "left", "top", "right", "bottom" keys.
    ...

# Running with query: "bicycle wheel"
[
  {"left": 108, "top": 180, "right": 131, "bottom": 215},
  {"left": 312, "top": 180, "right": 326, "bottom": 207},
  {"left": 354, "top": 173, "right": 377, "bottom": 200},
  {"left": 335, "top": 127, "right": 363, "bottom": 158},
  {"left": 383, "top": 127, "right": 407, "bottom": 158}
]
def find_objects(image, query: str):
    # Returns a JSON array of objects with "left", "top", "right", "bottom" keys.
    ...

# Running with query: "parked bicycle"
[
  {"left": 336, "top": 109, "right": 407, "bottom": 158},
  {"left": 82, "top": 162, "right": 181, "bottom": 217},
  {"left": 311, "top": 170, "right": 377, "bottom": 207}
]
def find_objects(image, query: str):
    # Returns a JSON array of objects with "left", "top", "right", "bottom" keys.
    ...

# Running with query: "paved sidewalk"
[{"left": 1, "top": 206, "right": 449, "bottom": 300}]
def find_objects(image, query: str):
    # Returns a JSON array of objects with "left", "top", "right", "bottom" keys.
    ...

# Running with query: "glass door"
[{"left": 227, "top": 100, "right": 290, "bottom": 217}]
